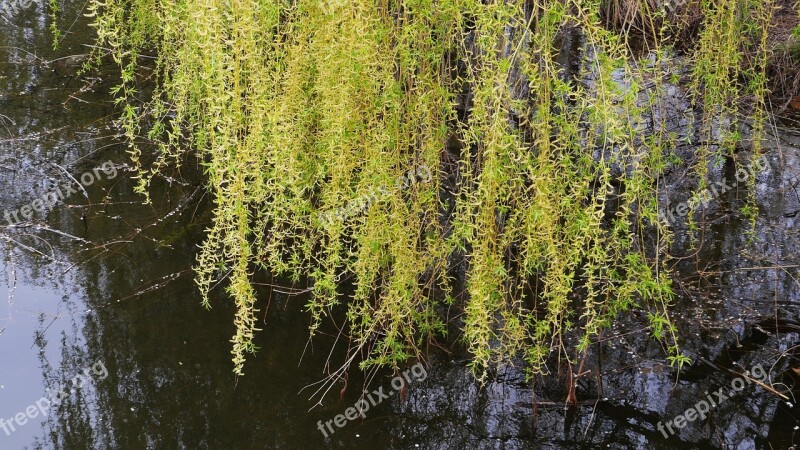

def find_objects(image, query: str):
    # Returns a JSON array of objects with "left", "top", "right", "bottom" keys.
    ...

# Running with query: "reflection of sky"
[
  {"left": 0, "top": 1, "right": 119, "bottom": 447},
  {"left": 0, "top": 275, "right": 86, "bottom": 448}
]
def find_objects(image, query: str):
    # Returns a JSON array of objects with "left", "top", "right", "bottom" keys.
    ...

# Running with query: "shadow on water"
[{"left": 0, "top": 1, "right": 798, "bottom": 449}]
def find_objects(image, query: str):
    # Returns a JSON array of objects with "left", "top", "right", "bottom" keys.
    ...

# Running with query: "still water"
[{"left": 0, "top": 2, "right": 798, "bottom": 449}]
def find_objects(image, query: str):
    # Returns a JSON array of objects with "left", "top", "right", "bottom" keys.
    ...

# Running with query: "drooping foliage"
[{"left": 85, "top": 0, "right": 773, "bottom": 378}]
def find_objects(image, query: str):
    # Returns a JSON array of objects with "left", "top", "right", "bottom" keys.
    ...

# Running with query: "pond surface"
[{"left": 0, "top": 2, "right": 798, "bottom": 449}]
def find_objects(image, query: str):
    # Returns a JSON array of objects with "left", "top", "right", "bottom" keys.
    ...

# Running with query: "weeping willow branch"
[{"left": 86, "top": 0, "right": 770, "bottom": 379}]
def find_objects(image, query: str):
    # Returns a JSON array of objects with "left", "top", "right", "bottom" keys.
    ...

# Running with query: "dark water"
[{"left": 0, "top": 2, "right": 798, "bottom": 449}]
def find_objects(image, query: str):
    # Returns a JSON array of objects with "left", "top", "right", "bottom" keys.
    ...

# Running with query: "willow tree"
[{"left": 85, "top": 0, "right": 772, "bottom": 381}]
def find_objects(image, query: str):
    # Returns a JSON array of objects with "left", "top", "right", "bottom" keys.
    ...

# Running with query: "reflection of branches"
[
  {"left": 48, "top": 162, "right": 90, "bottom": 200},
  {"left": 5, "top": 237, "right": 17, "bottom": 303},
  {"left": 0, "top": 125, "right": 69, "bottom": 143},
  {"left": 0, "top": 239, "right": 17, "bottom": 335},
  {"left": 33, "top": 312, "right": 62, "bottom": 347},
  {"left": 0, "top": 113, "right": 14, "bottom": 136},
  {"left": 57, "top": 184, "right": 204, "bottom": 275},
  {"left": 93, "top": 268, "right": 193, "bottom": 310},
  {"left": 34, "top": 327, "right": 98, "bottom": 449},
  {"left": 0, "top": 171, "right": 204, "bottom": 279},
  {"left": 0, "top": 232, "right": 67, "bottom": 265},
  {"left": 31, "top": 224, "right": 93, "bottom": 245}
]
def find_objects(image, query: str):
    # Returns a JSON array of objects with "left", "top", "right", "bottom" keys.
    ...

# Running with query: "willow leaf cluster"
[{"left": 87, "top": 0, "right": 771, "bottom": 378}]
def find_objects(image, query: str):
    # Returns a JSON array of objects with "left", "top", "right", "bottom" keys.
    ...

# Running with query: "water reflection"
[{"left": 0, "top": 1, "right": 797, "bottom": 449}]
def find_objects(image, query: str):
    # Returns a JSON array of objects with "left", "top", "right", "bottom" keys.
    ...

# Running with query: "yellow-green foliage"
[{"left": 86, "top": 0, "right": 770, "bottom": 378}]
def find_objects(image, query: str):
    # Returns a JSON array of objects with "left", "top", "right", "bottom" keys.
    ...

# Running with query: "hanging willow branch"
[{"left": 86, "top": 0, "right": 771, "bottom": 378}]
